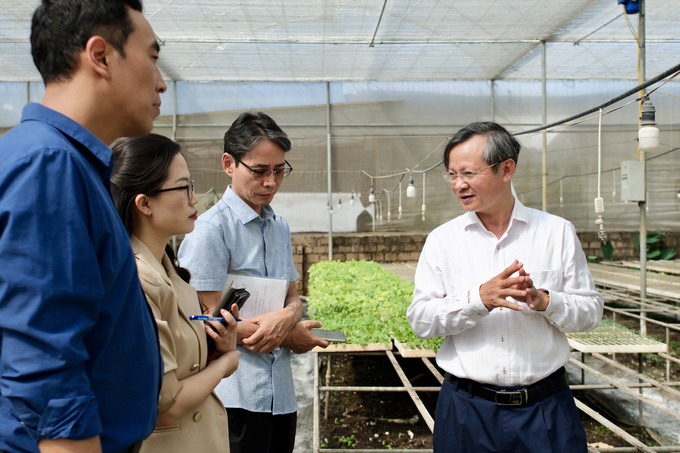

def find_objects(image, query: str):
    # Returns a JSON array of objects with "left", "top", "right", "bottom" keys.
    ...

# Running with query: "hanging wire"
[
  {"left": 398, "top": 182, "right": 403, "bottom": 219},
  {"left": 594, "top": 108, "right": 606, "bottom": 242},
  {"left": 514, "top": 62, "right": 680, "bottom": 137},
  {"left": 359, "top": 135, "right": 449, "bottom": 209},
  {"left": 421, "top": 173, "right": 426, "bottom": 221},
  {"left": 597, "top": 108, "right": 603, "bottom": 201},
  {"left": 516, "top": 146, "right": 680, "bottom": 196}
]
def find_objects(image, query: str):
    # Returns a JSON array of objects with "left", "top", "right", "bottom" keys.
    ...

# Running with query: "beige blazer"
[{"left": 132, "top": 236, "right": 229, "bottom": 453}]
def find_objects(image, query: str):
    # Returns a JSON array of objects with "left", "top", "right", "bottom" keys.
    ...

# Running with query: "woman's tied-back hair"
[{"left": 110, "top": 133, "right": 192, "bottom": 283}]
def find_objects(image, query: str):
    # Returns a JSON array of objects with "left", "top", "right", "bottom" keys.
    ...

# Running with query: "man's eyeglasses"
[
  {"left": 236, "top": 158, "right": 293, "bottom": 181},
  {"left": 153, "top": 180, "right": 195, "bottom": 200},
  {"left": 441, "top": 162, "right": 500, "bottom": 183}
]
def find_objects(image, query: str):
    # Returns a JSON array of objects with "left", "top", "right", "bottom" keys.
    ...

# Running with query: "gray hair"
[{"left": 443, "top": 122, "right": 520, "bottom": 172}]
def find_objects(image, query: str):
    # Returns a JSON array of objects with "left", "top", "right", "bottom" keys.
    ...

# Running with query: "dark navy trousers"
[
  {"left": 433, "top": 379, "right": 588, "bottom": 453},
  {"left": 227, "top": 407, "right": 297, "bottom": 453}
]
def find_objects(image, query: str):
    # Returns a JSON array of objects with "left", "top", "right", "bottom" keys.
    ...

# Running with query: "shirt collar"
[
  {"left": 461, "top": 196, "right": 530, "bottom": 231},
  {"left": 223, "top": 185, "right": 277, "bottom": 224},
  {"left": 21, "top": 103, "right": 113, "bottom": 170}
]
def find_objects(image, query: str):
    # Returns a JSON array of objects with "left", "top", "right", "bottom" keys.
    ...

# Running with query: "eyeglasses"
[
  {"left": 441, "top": 162, "right": 500, "bottom": 183},
  {"left": 236, "top": 158, "right": 293, "bottom": 181},
  {"left": 153, "top": 180, "right": 195, "bottom": 200}
]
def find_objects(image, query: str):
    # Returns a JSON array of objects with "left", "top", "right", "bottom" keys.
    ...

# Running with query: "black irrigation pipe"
[{"left": 513, "top": 62, "right": 680, "bottom": 137}]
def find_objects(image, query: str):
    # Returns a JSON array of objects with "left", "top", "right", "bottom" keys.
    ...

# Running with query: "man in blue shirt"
[
  {"left": 178, "top": 112, "right": 329, "bottom": 453},
  {"left": 0, "top": 1, "right": 167, "bottom": 453}
]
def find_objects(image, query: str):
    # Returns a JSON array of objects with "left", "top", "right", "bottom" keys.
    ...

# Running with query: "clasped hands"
[{"left": 478, "top": 260, "right": 550, "bottom": 313}]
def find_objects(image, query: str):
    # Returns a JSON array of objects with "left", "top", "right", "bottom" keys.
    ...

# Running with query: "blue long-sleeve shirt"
[{"left": 0, "top": 104, "right": 162, "bottom": 453}]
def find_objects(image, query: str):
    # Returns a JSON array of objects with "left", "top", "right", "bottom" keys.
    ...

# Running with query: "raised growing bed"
[{"left": 308, "top": 259, "right": 442, "bottom": 352}]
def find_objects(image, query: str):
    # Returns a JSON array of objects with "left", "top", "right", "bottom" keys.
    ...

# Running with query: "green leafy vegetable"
[{"left": 308, "top": 260, "right": 443, "bottom": 351}]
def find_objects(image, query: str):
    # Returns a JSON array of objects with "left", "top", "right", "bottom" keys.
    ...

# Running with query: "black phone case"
[
  {"left": 213, "top": 288, "right": 249, "bottom": 317},
  {"left": 206, "top": 286, "right": 250, "bottom": 350}
]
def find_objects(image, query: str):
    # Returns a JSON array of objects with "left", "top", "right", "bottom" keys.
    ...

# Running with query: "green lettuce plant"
[{"left": 308, "top": 260, "right": 443, "bottom": 351}]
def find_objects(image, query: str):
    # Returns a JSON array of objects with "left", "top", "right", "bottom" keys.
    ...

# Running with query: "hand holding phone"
[{"left": 206, "top": 285, "right": 250, "bottom": 350}]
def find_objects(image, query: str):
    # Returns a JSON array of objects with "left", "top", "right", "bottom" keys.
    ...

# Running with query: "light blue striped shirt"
[{"left": 178, "top": 186, "right": 300, "bottom": 414}]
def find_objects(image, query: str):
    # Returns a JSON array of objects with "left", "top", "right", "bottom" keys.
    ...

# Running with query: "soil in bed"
[
  {"left": 319, "top": 354, "right": 437, "bottom": 449},
  {"left": 318, "top": 319, "right": 679, "bottom": 450}
]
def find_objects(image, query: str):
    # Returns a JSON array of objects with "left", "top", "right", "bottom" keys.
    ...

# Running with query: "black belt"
[{"left": 444, "top": 367, "right": 569, "bottom": 406}]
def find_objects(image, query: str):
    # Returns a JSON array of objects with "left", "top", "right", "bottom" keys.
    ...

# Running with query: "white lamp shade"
[
  {"left": 639, "top": 125, "right": 659, "bottom": 152},
  {"left": 406, "top": 184, "right": 416, "bottom": 198}
]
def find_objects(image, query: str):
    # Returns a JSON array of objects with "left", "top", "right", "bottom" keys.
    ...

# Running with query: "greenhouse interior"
[{"left": 2, "top": 0, "right": 680, "bottom": 451}]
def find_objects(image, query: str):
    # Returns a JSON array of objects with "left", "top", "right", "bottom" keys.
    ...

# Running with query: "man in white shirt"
[{"left": 407, "top": 122, "right": 603, "bottom": 453}]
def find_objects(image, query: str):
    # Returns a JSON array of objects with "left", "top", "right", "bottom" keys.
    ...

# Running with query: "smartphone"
[
  {"left": 213, "top": 286, "right": 250, "bottom": 319},
  {"left": 312, "top": 329, "right": 347, "bottom": 343},
  {"left": 206, "top": 286, "right": 250, "bottom": 350}
]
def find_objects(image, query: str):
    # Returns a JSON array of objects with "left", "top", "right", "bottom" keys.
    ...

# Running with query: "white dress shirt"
[{"left": 407, "top": 198, "right": 603, "bottom": 386}]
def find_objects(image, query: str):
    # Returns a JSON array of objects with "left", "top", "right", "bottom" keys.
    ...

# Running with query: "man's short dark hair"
[
  {"left": 443, "top": 122, "right": 521, "bottom": 172},
  {"left": 31, "top": 0, "right": 143, "bottom": 84},
  {"left": 224, "top": 111, "right": 292, "bottom": 162}
]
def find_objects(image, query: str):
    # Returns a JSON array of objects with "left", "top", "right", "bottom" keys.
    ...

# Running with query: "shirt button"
[
  {"left": 496, "top": 245, "right": 500, "bottom": 250},
  {"left": 193, "top": 412, "right": 203, "bottom": 422},
  {"left": 190, "top": 363, "right": 199, "bottom": 371}
]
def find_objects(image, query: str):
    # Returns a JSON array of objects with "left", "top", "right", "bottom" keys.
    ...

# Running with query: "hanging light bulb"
[
  {"left": 639, "top": 96, "right": 659, "bottom": 152},
  {"left": 349, "top": 191, "right": 355, "bottom": 206},
  {"left": 326, "top": 201, "right": 330, "bottom": 210},
  {"left": 338, "top": 198, "right": 342, "bottom": 210},
  {"left": 406, "top": 173, "right": 416, "bottom": 198},
  {"left": 368, "top": 186, "right": 376, "bottom": 203}
]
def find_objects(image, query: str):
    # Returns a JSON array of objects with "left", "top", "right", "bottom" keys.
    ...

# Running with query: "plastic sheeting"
[
  {"left": 0, "top": 0, "right": 679, "bottom": 82},
  {"left": 139, "top": 79, "right": 680, "bottom": 233}
]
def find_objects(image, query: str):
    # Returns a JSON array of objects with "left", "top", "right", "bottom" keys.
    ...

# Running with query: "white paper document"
[{"left": 224, "top": 274, "right": 287, "bottom": 318}]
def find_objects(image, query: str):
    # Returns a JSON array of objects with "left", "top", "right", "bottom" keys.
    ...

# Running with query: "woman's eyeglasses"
[{"left": 153, "top": 180, "right": 195, "bottom": 200}]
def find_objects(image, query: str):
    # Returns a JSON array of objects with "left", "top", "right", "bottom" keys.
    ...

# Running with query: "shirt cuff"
[
  {"left": 462, "top": 286, "right": 489, "bottom": 321},
  {"left": 540, "top": 289, "right": 566, "bottom": 325},
  {"left": 12, "top": 395, "right": 102, "bottom": 442}
]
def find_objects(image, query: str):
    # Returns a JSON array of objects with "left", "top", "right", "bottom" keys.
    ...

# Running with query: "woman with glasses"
[{"left": 110, "top": 133, "right": 240, "bottom": 453}]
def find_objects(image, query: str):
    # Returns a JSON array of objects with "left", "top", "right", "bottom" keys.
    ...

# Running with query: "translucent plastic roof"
[{"left": 0, "top": 0, "right": 678, "bottom": 82}]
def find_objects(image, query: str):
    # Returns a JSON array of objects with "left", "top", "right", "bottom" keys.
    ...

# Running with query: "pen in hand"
[{"left": 189, "top": 315, "right": 242, "bottom": 322}]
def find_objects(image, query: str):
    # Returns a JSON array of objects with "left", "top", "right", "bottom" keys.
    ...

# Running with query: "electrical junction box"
[{"left": 620, "top": 160, "right": 645, "bottom": 202}]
